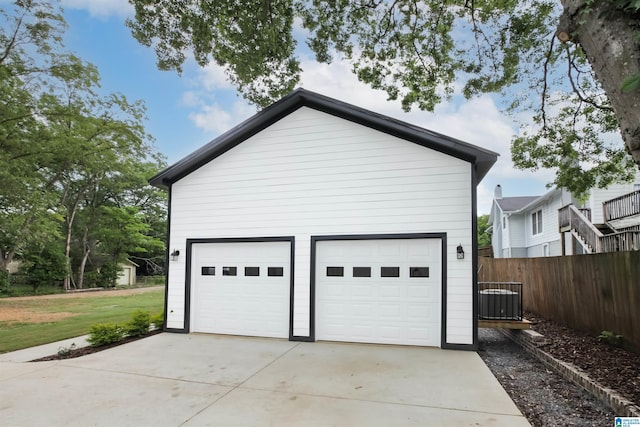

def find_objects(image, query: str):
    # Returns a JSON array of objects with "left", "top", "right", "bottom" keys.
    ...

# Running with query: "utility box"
[{"left": 479, "top": 289, "right": 520, "bottom": 320}]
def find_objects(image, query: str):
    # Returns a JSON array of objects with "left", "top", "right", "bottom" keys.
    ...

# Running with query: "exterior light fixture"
[
  {"left": 170, "top": 249, "right": 180, "bottom": 261},
  {"left": 456, "top": 244, "right": 464, "bottom": 259}
]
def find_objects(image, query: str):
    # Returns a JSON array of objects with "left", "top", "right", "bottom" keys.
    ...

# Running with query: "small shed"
[
  {"left": 150, "top": 89, "right": 498, "bottom": 350},
  {"left": 116, "top": 260, "right": 139, "bottom": 286}
]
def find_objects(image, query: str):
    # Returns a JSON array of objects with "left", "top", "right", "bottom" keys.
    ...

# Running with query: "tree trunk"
[
  {"left": 558, "top": 0, "right": 640, "bottom": 166},
  {"left": 63, "top": 207, "right": 78, "bottom": 290},
  {"left": 77, "top": 227, "right": 91, "bottom": 289},
  {"left": 0, "top": 249, "right": 14, "bottom": 272}
]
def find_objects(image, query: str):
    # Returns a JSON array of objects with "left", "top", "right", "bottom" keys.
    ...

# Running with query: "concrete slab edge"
[{"left": 498, "top": 328, "right": 640, "bottom": 418}]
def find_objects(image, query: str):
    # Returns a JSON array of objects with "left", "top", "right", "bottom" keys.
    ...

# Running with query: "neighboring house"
[
  {"left": 116, "top": 260, "right": 138, "bottom": 286},
  {"left": 490, "top": 186, "right": 575, "bottom": 258},
  {"left": 150, "top": 89, "right": 498, "bottom": 350},
  {"left": 490, "top": 171, "right": 640, "bottom": 258}
]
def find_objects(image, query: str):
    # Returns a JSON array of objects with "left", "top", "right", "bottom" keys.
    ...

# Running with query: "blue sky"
[{"left": 34, "top": 1, "right": 560, "bottom": 214}]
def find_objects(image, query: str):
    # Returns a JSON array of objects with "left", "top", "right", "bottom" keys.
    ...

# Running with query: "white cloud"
[
  {"left": 199, "top": 63, "right": 234, "bottom": 91},
  {"left": 188, "top": 100, "right": 255, "bottom": 135},
  {"left": 181, "top": 91, "right": 200, "bottom": 108},
  {"left": 61, "top": 0, "right": 133, "bottom": 19},
  {"left": 476, "top": 183, "right": 494, "bottom": 216}
]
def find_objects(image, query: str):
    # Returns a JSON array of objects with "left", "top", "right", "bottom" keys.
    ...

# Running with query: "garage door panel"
[
  {"left": 352, "top": 285, "right": 374, "bottom": 297},
  {"left": 379, "top": 285, "right": 402, "bottom": 297},
  {"left": 191, "top": 241, "right": 290, "bottom": 338},
  {"left": 316, "top": 238, "right": 441, "bottom": 347},
  {"left": 378, "top": 304, "right": 402, "bottom": 318}
]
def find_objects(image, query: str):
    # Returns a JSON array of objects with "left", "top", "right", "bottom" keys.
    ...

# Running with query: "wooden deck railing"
[
  {"left": 603, "top": 189, "right": 640, "bottom": 222},
  {"left": 559, "top": 205, "right": 591, "bottom": 230},
  {"left": 560, "top": 203, "right": 640, "bottom": 253},
  {"left": 600, "top": 231, "right": 640, "bottom": 252},
  {"left": 558, "top": 204, "right": 602, "bottom": 252}
]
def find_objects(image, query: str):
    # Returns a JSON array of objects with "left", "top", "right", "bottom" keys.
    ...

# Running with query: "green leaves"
[
  {"left": 477, "top": 215, "right": 491, "bottom": 247},
  {"left": 127, "top": 0, "right": 301, "bottom": 106},
  {"left": 0, "top": 1, "right": 167, "bottom": 289},
  {"left": 511, "top": 94, "right": 636, "bottom": 199},
  {"left": 125, "top": 0, "right": 639, "bottom": 196}
]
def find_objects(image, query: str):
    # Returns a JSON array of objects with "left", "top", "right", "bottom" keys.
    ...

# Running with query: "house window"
[
  {"left": 267, "top": 267, "right": 284, "bottom": 277},
  {"left": 381, "top": 267, "right": 400, "bottom": 277},
  {"left": 502, "top": 217, "right": 506, "bottom": 229},
  {"left": 352, "top": 267, "right": 371, "bottom": 277},
  {"left": 244, "top": 267, "right": 260, "bottom": 276},
  {"left": 326, "top": 267, "right": 344, "bottom": 277},
  {"left": 222, "top": 266, "right": 237, "bottom": 276},
  {"left": 532, "top": 209, "right": 543, "bottom": 235},
  {"left": 201, "top": 267, "right": 215, "bottom": 276},
  {"left": 409, "top": 267, "right": 429, "bottom": 278}
]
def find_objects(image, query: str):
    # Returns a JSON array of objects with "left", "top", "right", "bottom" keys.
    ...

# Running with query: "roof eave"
[{"left": 148, "top": 88, "right": 499, "bottom": 187}]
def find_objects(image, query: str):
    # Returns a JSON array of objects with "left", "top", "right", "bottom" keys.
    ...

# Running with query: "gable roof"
[
  {"left": 496, "top": 196, "right": 540, "bottom": 213},
  {"left": 150, "top": 88, "right": 499, "bottom": 189}
]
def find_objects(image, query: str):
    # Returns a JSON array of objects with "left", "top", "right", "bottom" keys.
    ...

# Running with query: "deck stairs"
[{"left": 558, "top": 190, "right": 640, "bottom": 253}]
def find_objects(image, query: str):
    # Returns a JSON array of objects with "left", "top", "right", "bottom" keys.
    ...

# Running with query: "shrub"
[
  {"left": 150, "top": 311, "right": 165, "bottom": 329},
  {"left": 598, "top": 331, "right": 624, "bottom": 348},
  {"left": 124, "top": 309, "right": 151, "bottom": 337},
  {"left": 87, "top": 323, "right": 124, "bottom": 347},
  {"left": 96, "top": 262, "right": 119, "bottom": 288},
  {"left": 57, "top": 343, "right": 77, "bottom": 358}
]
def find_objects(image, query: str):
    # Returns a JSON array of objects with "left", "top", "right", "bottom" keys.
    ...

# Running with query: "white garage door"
[
  {"left": 190, "top": 241, "right": 290, "bottom": 338},
  {"left": 316, "top": 238, "right": 441, "bottom": 346}
]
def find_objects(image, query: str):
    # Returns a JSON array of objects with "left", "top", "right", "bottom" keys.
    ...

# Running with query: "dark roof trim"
[{"left": 150, "top": 88, "right": 498, "bottom": 189}]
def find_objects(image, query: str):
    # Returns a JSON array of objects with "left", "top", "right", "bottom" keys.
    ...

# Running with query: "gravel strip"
[{"left": 478, "top": 328, "right": 615, "bottom": 426}]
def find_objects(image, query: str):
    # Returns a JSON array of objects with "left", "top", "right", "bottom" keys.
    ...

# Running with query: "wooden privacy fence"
[{"left": 478, "top": 252, "right": 640, "bottom": 351}]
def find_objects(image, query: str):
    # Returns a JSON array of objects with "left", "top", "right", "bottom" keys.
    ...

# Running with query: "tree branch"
[
  {"left": 541, "top": 35, "right": 556, "bottom": 129},
  {"left": 564, "top": 44, "right": 614, "bottom": 112}
]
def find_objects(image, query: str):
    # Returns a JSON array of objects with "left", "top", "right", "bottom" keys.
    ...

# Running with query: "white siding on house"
[
  {"left": 527, "top": 240, "right": 562, "bottom": 257},
  {"left": 524, "top": 193, "right": 565, "bottom": 253},
  {"left": 167, "top": 107, "right": 474, "bottom": 345},
  {"left": 491, "top": 205, "right": 504, "bottom": 256},
  {"left": 587, "top": 171, "right": 640, "bottom": 224},
  {"left": 507, "top": 214, "right": 527, "bottom": 249}
]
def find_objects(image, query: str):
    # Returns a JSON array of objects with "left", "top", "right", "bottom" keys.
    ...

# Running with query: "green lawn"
[{"left": 0, "top": 289, "right": 164, "bottom": 353}]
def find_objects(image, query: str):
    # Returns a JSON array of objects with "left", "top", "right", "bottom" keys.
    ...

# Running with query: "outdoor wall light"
[
  {"left": 170, "top": 249, "right": 180, "bottom": 261},
  {"left": 456, "top": 244, "right": 465, "bottom": 259}
]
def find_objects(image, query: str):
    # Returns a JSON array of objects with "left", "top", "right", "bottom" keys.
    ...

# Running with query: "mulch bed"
[
  {"left": 30, "top": 329, "right": 162, "bottom": 362},
  {"left": 525, "top": 311, "right": 640, "bottom": 406}
]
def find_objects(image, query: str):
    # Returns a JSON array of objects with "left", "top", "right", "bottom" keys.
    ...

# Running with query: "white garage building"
[{"left": 150, "top": 89, "right": 497, "bottom": 350}]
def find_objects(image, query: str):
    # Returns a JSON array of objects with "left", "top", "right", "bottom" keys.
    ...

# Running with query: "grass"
[
  {"left": 0, "top": 276, "right": 166, "bottom": 298},
  {"left": 0, "top": 289, "right": 164, "bottom": 353}
]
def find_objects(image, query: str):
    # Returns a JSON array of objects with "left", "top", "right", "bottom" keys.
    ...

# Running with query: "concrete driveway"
[{"left": 0, "top": 334, "right": 529, "bottom": 426}]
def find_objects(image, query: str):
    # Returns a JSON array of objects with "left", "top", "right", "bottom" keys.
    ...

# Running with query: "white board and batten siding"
[{"left": 166, "top": 107, "right": 475, "bottom": 346}]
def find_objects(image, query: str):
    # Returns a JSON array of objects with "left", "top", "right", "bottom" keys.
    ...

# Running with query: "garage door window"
[
  {"left": 352, "top": 267, "right": 371, "bottom": 277},
  {"left": 244, "top": 267, "right": 260, "bottom": 276},
  {"left": 326, "top": 266, "right": 344, "bottom": 277},
  {"left": 410, "top": 267, "right": 430, "bottom": 277},
  {"left": 201, "top": 267, "right": 215, "bottom": 276},
  {"left": 267, "top": 267, "right": 284, "bottom": 277},
  {"left": 380, "top": 266, "right": 400, "bottom": 277},
  {"left": 222, "top": 266, "right": 237, "bottom": 276}
]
